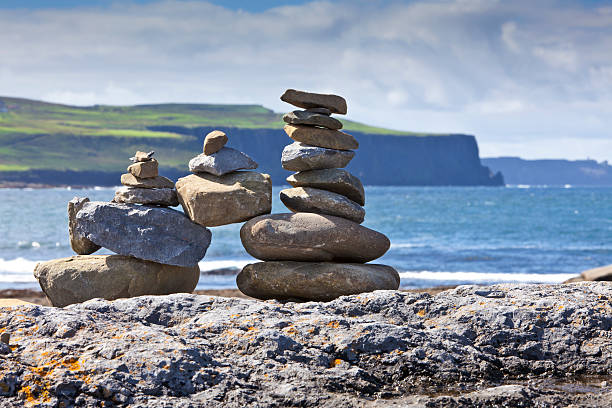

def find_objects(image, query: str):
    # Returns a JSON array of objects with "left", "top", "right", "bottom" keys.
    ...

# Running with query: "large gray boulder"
[
  {"left": 67, "top": 197, "right": 100, "bottom": 255},
  {"left": 281, "top": 88, "right": 347, "bottom": 114},
  {"left": 34, "top": 255, "right": 200, "bottom": 307},
  {"left": 113, "top": 186, "right": 179, "bottom": 206},
  {"left": 74, "top": 200, "right": 211, "bottom": 267},
  {"left": 237, "top": 261, "right": 399, "bottom": 301},
  {"left": 281, "top": 142, "right": 355, "bottom": 171},
  {"left": 240, "top": 213, "right": 389, "bottom": 262},
  {"left": 280, "top": 187, "right": 365, "bottom": 223},
  {"left": 283, "top": 110, "right": 343, "bottom": 130},
  {"left": 287, "top": 168, "right": 365, "bottom": 205},
  {"left": 1, "top": 283, "right": 612, "bottom": 406},
  {"left": 188, "top": 147, "right": 258, "bottom": 176}
]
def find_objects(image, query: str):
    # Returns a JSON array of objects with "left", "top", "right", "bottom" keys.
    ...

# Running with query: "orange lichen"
[
  {"left": 326, "top": 321, "right": 340, "bottom": 328},
  {"left": 330, "top": 359, "right": 343, "bottom": 368},
  {"left": 416, "top": 309, "right": 426, "bottom": 317}
]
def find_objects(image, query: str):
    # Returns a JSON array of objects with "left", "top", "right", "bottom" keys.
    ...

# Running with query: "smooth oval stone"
[
  {"left": 240, "top": 213, "right": 390, "bottom": 262},
  {"left": 284, "top": 125, "right": 358, "bottom": 150},
  {"left": 281, "top": 142, "right": 355, "bottom": 172},
  {"left": 237, "top": 261, "right": 400, "bottom": 301},
  {"left": 203, "top": 130, "right": 228, "bottom": 155},
  {"left": 286, "top": 168, "right": 365, "bottom": 206},
  {"left": 121, "top": 173, "right": 175, "bottom": 189},
  {"left": 280, "top": 187, "right": 365, "bottom": 223},
  {"left": 68, "top": 197, "right": 100, "bottom": 255},
  {"left": 113, "top": 186, "right": 179, "bottom": 207},
  {"left": 34, "top": 255, "right": 200, "bottom": 307},
  {"left": 127, "top": 159, "right": 158, "bottom": 178},
  {"left": 189, "top": 147, "right": 258, "bottom": 176},
  {"left": 176, "top": 171, "right": 272, "bottom": 227},
  {"left": 280, "top": 89, "right": 347, "bottom": 115},
  {"left": 283, "top": 110, "right": 343, "bottom": 130}
]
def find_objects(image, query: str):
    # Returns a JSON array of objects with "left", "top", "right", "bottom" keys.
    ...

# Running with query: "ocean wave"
[
  {"left": 198, "top": 259, "right": 252, "bottom": 271},
  {"left": 398, "top": 270, "right": 576, "bottom": 283},
  {"left": 0, "top": 258, "right": 38, "bottom": 282}
]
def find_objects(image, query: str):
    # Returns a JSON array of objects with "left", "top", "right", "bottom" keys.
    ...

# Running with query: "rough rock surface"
[
  {"left": 237, "top": 261, "right": 399, "bottom": 301},
  {"left": 284, "top": 125, "right": 358, "bottom": 151},
  {"left": 113, "top": 186, "right": 179, "bottom": 206},
  {"left": 283, "top": 110, "right": 343, "bottom": 130},
  {"left": 67, "top": 197, "right": 100, "bottom": 255},
  {"left": 120, "top": 174, "right": 174, "bottom": 189},
  {"left": 281, "top": 142, "right": 355, "bottom": 171},
  {"left": 203, "top": 130, "right": 228, "bottom": 155},
  {"left": 280, "top": 187, "right": 365, "bottom": 223},
  {"left": 240, "top": 213, "right": 389, "bottom": 262},
  {"left": 1, "top": 283, "right": 611, "bottom": 407},
  {"left": 582, "top": 264, "right": 612, "bottom": 281},
  {"left": 281, "top": 88, "right": 347, "bottom": 114},
  {"left": 176, "top": 172, "right": 272, "bottom": 227},
  {"left": 34, "top": 255, "right": 200, "bottom": 307},
  {"left": 188, "top": 147, "right": 258, "bottom": 176},
  {"left": 287, "top": 168, "right": 366, "bottom": 205},
  {"left": 74, "top": 200, "right": 211, "bottom": 267},
  {"left": 127, "top": 159, "right": 158, "bottom": 179}
]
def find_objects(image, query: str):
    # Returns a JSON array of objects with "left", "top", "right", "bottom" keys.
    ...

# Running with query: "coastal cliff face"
[
  {"left": 0, "top": 283, "right": 610, "bottom": 407},
  {"left": 0, "top": 127, "right": 503, "bottom": 186}
]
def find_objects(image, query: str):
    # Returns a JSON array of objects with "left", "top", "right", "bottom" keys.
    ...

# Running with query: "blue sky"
[{"left": 1, "top": 0, "right": 611, "bottom": 160}]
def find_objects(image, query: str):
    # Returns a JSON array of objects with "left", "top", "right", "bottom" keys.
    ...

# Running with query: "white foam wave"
[
  {"left": 198, "top": 259, "right": 252, "bottom": 271},
  {"left": 399, "top": 271, "right": 576, "bottom": 283},
  {"left": 0, "top": 258, "right": 38, "bottom": 282}
]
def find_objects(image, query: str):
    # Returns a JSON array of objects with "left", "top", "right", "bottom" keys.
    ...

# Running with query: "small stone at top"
[
  {"left": 130, "top": 151, "right": 155, "bottom": 163},
  {"left": 281, "top": 89, "right": 347, "bottom": 115},
  {"left": 203, "top": 130, "right": 228, "bottom": 155}
]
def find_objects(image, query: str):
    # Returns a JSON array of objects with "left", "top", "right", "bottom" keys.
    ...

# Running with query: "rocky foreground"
[{"left": 1, "top": 283, "right": 611, "bottom": 407}]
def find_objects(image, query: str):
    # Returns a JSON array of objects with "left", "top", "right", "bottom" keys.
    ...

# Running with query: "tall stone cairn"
[{"left": 237, "top": 89, "right": 400, "bottom": 301}]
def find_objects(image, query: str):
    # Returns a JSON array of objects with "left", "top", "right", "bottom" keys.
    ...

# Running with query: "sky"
[{"left": 1, "top": 0, "right": 611, "bottom": 161}]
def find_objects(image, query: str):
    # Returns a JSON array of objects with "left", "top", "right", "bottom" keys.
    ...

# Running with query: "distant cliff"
[{"left": 483, "top": 157, "right": 612, "bottom": 186}]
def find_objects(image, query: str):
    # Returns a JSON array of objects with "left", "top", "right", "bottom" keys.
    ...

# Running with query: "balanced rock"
[
  {"left": 130, "top": 151, "right": 155, "bottom": 162},
  {"left": 128, "top": 159, "right": 158, "bottom": 179},
  {"left": 113, "top": 186, "right": 179, "bottom": 207},
  {"left": 188, "top": 147, "right": 258, "bottom": 176},
  {"left": 305, "top": 107, "right": 331, "bottom": 115},
  {"left": 237, "top": 261, "right": 400, "bottom": 301},
  {"left": 287, "top": 168, "right": 365, "bottom": 205},
  {"left": 280, "top": 187, "right": 365, "bottom": 223},
  {"left": 284, "top": 125, "right": 358, "bottom": 150},
  {"left": 281, "top": 89, "right": 347, "bottom": 115},
  {"left": 281, "top": 142, "right": 355, "bottom": 171},
  {"left": 283, "top": 110, "right": 343, "bottom": 130},
  {"left": 203, "top": 130, "right": 228, "bottom": 155},
  {"left": 34, "top": 255, "right": 200, "bottom": 307},
  {"left": 176, "top": 171, "right": 272, "bottom": 227},
  {"left": 68, "top": 197, "right": 100, "bottom": 255},
  {"left": 240, "top": 213, "right": 389, "bottom": 262},
  {"left": 75, "top": 201, "right": 211, "bottom": 267},
  {"left": 121, "top": 173, "right": 174, "bottom": 189}
]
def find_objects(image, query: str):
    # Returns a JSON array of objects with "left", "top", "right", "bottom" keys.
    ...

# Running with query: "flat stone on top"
[
  {"left": 189, "top": 147, "right": 258, "bottom": 176},
  {"left": 281, "top": 89, "right": 347, "bottom": 114},
  {"left": 203, "top": 130, "right": 228, "bottom": 155},
  {"left": 284, "top": 125, "right": 358, "bottom": 150},
  {"left": 281, "top": 142, "right": 355, "bottom": 172},
  {"left": 283, "top": 110, "right": 343, "bottom": 130}
]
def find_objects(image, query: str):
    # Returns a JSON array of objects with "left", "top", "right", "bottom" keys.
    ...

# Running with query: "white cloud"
[{"left": 0, "top": 0, "right": 611, "bottom": 160}]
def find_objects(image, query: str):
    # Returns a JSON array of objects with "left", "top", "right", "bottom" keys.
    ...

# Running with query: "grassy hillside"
[{"left": 0, "top": 96, "right": 448, "bottom": 173}]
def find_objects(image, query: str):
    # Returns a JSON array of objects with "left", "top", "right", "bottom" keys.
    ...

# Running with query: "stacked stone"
[
  {"left": 34, "top": 152, "right": 212, "bottom": 307},
  {"left": 113, "top": 151, "right": 178, "bottom": 207},
  {"left": 237, "top": 89, "right": 400, "bottom": 302},
  {"left": 175, "top": 130, "right": 272, "bottom": 227}
]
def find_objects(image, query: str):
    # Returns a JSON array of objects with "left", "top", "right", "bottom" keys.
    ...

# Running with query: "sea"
[{"left": 1, "top": 186, "right": 611, "bottom": 290}]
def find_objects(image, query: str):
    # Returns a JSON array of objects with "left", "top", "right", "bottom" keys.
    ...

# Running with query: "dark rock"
[
  {"left": 34, "top": 255, "right": 200, "bottom": 307},
  {"left": 188, "top": 147, "right": 258, "bottom": 176},
  {"left": 284, "top": 125, "right": 358, "bottom": 150},
  {"left": 120, "top": 173, "right": 175, "bottom": 189},
  {"left": 283, "top": 110, "right": 343, "bottom": 130},
  {"left": 113, "top": 186, "right": 179, "bottom": 206},
  {"left": 281, "top": 89, "right": 347, "bottom": 114},
  {"left": 240, "top": 213, "right": 389, "bottom": 262},
  {"left": 280, "top": 187, "right": 365, "bottom": 223},
  {"left": 237, "top": 261, "right": 399, "bottom": 301},
  {"left": 75, "top": 200, "right": 211, "bottom": 267},
  {"left": 305, "top": 107, "right": 332, "bottom": 115},
  {"left": 67, "top": 197, "right": 101, "bottom": 255},
  {"left": 287, "top": 168, "right": 365, "bottom": 205},
  {"left": 282, "top": 142, "right": 355, "bottom": 171}
]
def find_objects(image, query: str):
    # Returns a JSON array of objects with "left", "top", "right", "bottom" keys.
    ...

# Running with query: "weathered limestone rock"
[
  {"left": 581, "top": 264, "right": 612, "bottom": 281},
  {"left": 188, "top": 147, "right": 258, "bottom": 176},
  {"left": 34, "top": 255, "right": 200, "bottom": 307},
  {"left": 113, "top": 186, "right": 179, "bottom": 206},
  {"left": 281, "top": 89, "right": 347, "bottom": 114},
  {"left": 203, "top": 130, "right": 228, "bottom": 155},
  {"left": 287, "top": 168, "right": 365, "bottom": 205},
  {"left": 120, "top": 173, "right": 174, "bottom": 189},
  {"left": 176, "top": 172, "right": 272, "bottom": 227},
  {"left": 284, "top": 125, "right": 358, "bottom": 150},
  {"left": 240, "top": 213, "right": 389, "bottom": 262},
  {"left": 280, "top": 187, "right": 365, "bottom": 223},
  {"left": 281, "top": 142, "right": 355, "bottom": 171},
  {"left": 127, "top": 159, "right": 158, "bottom": 178},
  {"left": 67, "top": 197, "right": 100, "bottom": 255},
  {"left": 237, "top": 261, "right": 399, "bottom": 301},
  {"left": 283, "top": 110, "right": 343, "bottom": 130},
  {"left": 75, "top": 200, "right": 211, "bottom": 267}
]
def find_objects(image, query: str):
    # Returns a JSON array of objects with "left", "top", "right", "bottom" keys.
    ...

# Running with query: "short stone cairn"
[
  {"left": 237, "top": 89, "right": 400, "bottom": 301},
  {"left": 34, "top": 151, "right": 212, "bottom": 307}
]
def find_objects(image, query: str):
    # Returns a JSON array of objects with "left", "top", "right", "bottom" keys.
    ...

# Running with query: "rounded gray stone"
[
  {"left": 281, "top": 142, "right": 355, "bottom": 172},
  {"left": 280, "top": 187, "right": 365, "bottom": 223},
  {"left": 113, "top": 186, "right": 179, "bottom": 206},
  {"left": 189, "top": 147, "right": 258, "bottom": 176},
  {"left": 287, "top": 168, "right": 365, "bottom": 205}
]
